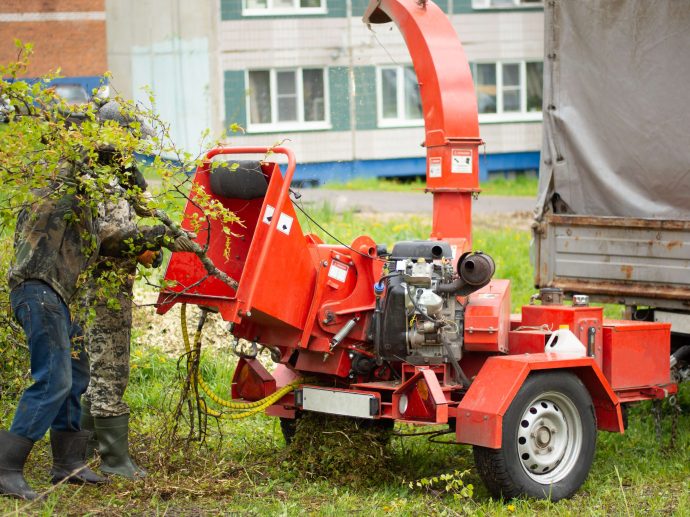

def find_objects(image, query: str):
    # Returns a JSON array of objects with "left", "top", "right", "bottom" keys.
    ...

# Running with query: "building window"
[
  {"left": 243, "top": 0, "right": 326, "bottom": 16},
  {"left": 472, "top": 0, "right": 543, "bottom": 8},
  {"left": 377, "top": 66, "right": 423, "bottom": 127},
  {"left": 246, "top": 68, "right": 329, "bottom": 132},
  {"left": 471, "top": 61, "right": 543, "bottom": 122}
]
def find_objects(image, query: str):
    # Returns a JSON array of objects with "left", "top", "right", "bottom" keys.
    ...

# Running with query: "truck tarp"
[{"left": 536, "top": 0, "right": 690, "bottom": 221}]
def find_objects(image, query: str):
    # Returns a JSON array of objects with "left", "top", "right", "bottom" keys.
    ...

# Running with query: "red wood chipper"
[{"left": 157, "top": 0, "right": 681, "bottom": 501}]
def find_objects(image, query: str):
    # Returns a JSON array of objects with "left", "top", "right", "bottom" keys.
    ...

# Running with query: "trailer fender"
[{"left": 455, "top": 353, "right": 623, "bottom": 449}]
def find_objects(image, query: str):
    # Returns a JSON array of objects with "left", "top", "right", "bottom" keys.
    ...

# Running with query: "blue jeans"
[{"left": 9, "top": 280, "right": 90, "bottom": 442}]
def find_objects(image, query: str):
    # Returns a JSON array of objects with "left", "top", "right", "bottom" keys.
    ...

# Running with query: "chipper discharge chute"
[{"left": 156, "top": 0, "right": 680, "bottom": 501}]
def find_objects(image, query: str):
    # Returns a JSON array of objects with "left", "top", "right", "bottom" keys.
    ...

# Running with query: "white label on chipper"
[
  {"left": 262, "top": 205, "right": 275, "bottom": 224},
  {"left": 276, "top": 212, "right": 293, "bottom": 235},
  {"left": 451, "top": 149, "right": 472, "bottom": 174},
  {"left": 328, "top": 261, "right": 349, "bottom": 282},
  {"left": 429, "top": 157, "right": 442, "bottom": 178}
]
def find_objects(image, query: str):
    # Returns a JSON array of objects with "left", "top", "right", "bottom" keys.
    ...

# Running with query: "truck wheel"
[{"left": 473, "top": 372, "right": 596, "bottom": 501}]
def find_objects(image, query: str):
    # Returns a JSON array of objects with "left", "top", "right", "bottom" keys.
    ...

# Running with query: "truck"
[
  {"left": 155, "top": 0, "right": 684, "bottom": 502},
  {"left": 533, "top": 0, "right": 690, "bottom": 380}
]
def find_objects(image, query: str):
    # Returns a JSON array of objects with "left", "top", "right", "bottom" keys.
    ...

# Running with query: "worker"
[
  {"left": 79, "top": 172, "right": 165, "bottom": 480},
  {"left": 0, "top": 102, "right": 195, "bottom": 501}
]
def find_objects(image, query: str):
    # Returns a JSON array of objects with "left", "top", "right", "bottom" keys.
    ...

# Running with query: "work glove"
[
  {"left": 152, "top": 249, "right": 164, "bottom": 268},
  {"left": 167, "top": 231, "right": 198, "bottom": 252},
  {"left": 137, "top": 250, "right": 162, "bottom": 268}
]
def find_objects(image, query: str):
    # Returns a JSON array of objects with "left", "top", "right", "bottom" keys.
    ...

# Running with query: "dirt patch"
[
  {"left": 473, "top": 211, "right": 533, "bottom": 232},
  {"left": 131, "top": 290, "right": 239, "bottom": 356}
]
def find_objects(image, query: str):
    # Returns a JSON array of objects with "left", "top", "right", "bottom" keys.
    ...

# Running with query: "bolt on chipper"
[{"left": 156, "top": 0, "right": 684, "bottom": 501}]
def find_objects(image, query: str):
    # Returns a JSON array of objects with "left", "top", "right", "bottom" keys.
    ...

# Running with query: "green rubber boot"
[
  {"left": 93, "top": 414, "right": 147, "bottom": 480},
  {"left": 79, "top": 400, "right": 98, "bottom": 460}
]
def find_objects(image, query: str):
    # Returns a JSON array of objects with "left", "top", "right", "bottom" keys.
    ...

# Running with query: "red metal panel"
[
  {"left": 233, "top": 164, "right": 317, "bottom": 330},
  {"left": 521, "top": 304, "right": 603, "bottom": 330},
  {"left": 520, "top": 304, "right": 603, "bottom": 366},
  {"left": 231, "top": 358, "right": 277, "bottom": 401},
  {"left": 602, "top": 320, "right": 671, "bottom": 391},
  {"left": 392, "top": 367, "right": 449, "bottom": 423},
  {"left": 464, "top": 279, "right": 511, "bottom": 352},
  {"left": 508, "top": 330, "right": 548, "bottom": 354},
  {"left": 456, "top": 354, "right": 623, "bottom": 448},
  {"left": 363, "top": 0, "right": 481, "bottom": 245},
  {"left": 294, "top": 348, "right": 352, "bottom": 378},
  {"left": 456, "top": 357, "right": 530, "bottom": 448},
  {"left": 271, "top": 363, "right": 301, "bottom": 389},
  {"left": 264, "top": 365, "right": 299, "bottom": 419},
  {"left": 156, "top": 159, "right": 267, "bottom": 315},
  {"left": 265, "top": 405, "right": 296, "bottom": 419}
]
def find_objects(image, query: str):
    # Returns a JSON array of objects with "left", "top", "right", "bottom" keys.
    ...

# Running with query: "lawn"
[
  {"left": 324, "top": 175, "right": 539, "bottom": 198},
  {"left": 1, "top": 197, "right": 688, "bottom": 516}
]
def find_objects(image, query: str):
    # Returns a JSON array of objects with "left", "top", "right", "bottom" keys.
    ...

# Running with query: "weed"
[{"left": 408, "top": 469, "right": 474, "bottom": 501}]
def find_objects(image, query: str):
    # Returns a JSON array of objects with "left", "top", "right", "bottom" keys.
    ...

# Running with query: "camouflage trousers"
[{"left": 83, "top": 268, "right": 135, "bottom": 418}]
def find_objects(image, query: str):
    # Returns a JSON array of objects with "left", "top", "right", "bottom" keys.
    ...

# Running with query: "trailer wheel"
[
  {"left": 473, "top": 372, "right": 596, "bottom": 501},
  {"left": 280, "top": 417, "right": 298, "bottom": 445}
]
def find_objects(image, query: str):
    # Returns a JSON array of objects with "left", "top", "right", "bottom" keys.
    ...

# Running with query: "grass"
[
  {"left": 323, "top": 175, "right": 539, "bottom": 198},
  {"left": 1, "top": 201, "right": 683, "bottom": 515},
  {"left": 2, "top": 340, "right": 688, "bottom": 515}
]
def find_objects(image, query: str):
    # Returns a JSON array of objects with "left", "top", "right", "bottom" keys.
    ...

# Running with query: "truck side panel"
[{"left": 534, "top": 215, "right": 690, "bottom": 310}]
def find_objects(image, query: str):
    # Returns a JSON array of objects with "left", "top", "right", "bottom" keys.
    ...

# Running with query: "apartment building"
[
  {"left": 105, "top": 0, "right": 543, "bottom": 183},
  {"left": 220, "top": 0, "right": 544, "bottom": 183}
]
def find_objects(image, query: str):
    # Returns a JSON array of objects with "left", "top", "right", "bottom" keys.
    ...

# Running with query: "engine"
[{"left": 373, "top": 241, "right": 495, "bottom": 374}]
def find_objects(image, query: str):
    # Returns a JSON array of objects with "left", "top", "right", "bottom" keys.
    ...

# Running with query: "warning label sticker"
[
  {"left": 429, "top": 157, "right": 442, "bottom": 178},
  {"left": 451, "top": 149, "right": 473, "bottom": 174},
  {"left": 328, "top": 261, "right": 349, "bottom": 283},
  {"left": 277, "top": 212, "right": 293, "bottom": 235},
  {"left": 263, "top": 205, "right": 293, "bottom": 235},
  {"left": 262, "top": 205, "right": 275, "bottom": 224}
]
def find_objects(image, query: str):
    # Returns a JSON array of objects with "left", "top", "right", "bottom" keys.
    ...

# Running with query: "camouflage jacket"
[
  {"left": 8, "top": 172, "right": 168, "bottom": 304},
  {"left": 96, "top": 195, "right": 167, "bottom": 264}
]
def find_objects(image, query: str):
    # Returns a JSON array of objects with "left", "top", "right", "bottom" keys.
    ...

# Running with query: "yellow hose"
[{"left": 180, "top": 304, "right": 300, "bottom": 419}]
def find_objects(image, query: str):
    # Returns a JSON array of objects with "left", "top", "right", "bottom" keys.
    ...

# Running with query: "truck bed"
[{"left": 533, "top": 214, "right": 690, "bottom": 310}]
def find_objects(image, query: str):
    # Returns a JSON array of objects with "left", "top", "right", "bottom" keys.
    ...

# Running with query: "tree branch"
[{"left": 153, "top": 209, "right": 238, "bottom": 290}]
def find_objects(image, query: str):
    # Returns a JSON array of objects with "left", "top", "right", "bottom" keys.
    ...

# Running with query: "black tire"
[
  {"left": 280, "top": 417, "right": 298, "bottom": 445},
  {"left": 473, "top": 371, "right": 597, "bottom": 501}
]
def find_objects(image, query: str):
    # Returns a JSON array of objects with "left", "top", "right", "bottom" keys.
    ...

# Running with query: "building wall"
[
  {"left": 218, "top": 1, "right": 544, "bottom": 181},
  {"left": 105, "top": 0, "right": 222, "bottom": 152},
  {"left": 0, "top": 0, "right": 106, "bottom": 77}
]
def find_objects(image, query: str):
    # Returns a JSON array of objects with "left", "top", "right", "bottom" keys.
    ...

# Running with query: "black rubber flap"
[{"left": 208, "top": 161, "right": 268, "bottom": 200}]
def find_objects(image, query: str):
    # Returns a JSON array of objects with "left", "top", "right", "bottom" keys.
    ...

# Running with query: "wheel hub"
[
  {"left": 535, "top": 426, "right": 551, "bottom": 448},
  {"left": 516, "top": 392, "right": 583, "bottom": 484}
]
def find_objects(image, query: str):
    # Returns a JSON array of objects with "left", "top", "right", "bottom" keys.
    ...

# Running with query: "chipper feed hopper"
[{"left": 157, "top": 0, "right": 681, "bottom": 501}]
